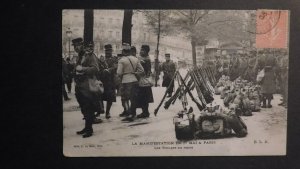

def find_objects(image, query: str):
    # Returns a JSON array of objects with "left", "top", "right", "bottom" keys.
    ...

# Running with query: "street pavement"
[{"left": 63, "top": 70, "right": 287, "bottom": 156}]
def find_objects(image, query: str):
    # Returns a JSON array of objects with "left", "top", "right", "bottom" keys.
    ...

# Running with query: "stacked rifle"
[{"left": 154, "top": 67, "right": 216, "bottom": 116}]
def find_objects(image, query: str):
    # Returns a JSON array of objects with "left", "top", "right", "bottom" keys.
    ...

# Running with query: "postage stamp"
[{"left": 256, "top": 10, "right": 289, "bottom": 49}]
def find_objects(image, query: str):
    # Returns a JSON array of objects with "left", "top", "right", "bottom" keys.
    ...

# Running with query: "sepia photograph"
[{"left": 62, "top": 9, "right": 289, "bottom": 156}]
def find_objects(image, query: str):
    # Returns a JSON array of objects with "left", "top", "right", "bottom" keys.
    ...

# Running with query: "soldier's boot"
[
  {"left": 261, "top": 98, "right": 267, "bottom": 108},
  {"left": 76, "top": 128, "right": 86, "bottom": 135},
  {"left": 119, "top": 100, "right": 130, "bottom": 117},
  {"left": 77, "top": 113, "right": 88, "bottom": 135},
  {"left": 267, "top": 98, "right": 272, "bottom": 108},
  {"left": 137, "top": 104, "right": 150, "bottom": 118},
  {"left": 105, "top": 102, "right": 112, "bottom": 119},
  {"left": 95, "top": 101, "right": 104, "bottom": 117},
  {"left": 83, "top": 114, "right": 93, "bottom": 138}
]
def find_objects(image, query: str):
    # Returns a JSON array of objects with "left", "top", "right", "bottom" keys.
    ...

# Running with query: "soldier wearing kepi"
[
  {"left": 258, "top": 50, "right": 277, "bottom": 108},
  {"left": 74, "top": 41, "right": 100, "bottom": 138},
  {"left": 160, "top": 53, "right": 176, "bottom": 97},
  {"left": 117, "top": 43, "right": 144, "bottom": 121},
  {"left": 136, "top": 45, "right": 154, "bottom": 118},
  {"left": 277, "top": 50, "right": 288, "bottom": 107},
  {"left": 101, "top": 44, "right": 118, "bottom": 119}
]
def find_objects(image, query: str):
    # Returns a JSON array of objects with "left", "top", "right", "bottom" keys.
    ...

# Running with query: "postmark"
[{"left": 256, "top": 10, "right": 289, "bottom": 48}]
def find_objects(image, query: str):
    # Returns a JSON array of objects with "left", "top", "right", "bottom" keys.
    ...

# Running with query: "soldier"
[
  {"left": 73, "top": 38, "right": 102, "bottom": 124},
  {"left": 74, "top": 41, "right": 100, "bottom": 138},
  {"left": 160, "top": 53, "right": 176, "bottom": 97},
  {"left": 62, "top": 58, "right": 71, "bottom": 101},
  {"left": 117, "top": 43, "right": 144, "bottom": 121},
  {"left": 131, "top": 46, "right": 137, "bottom": 57},
  {"left": 101, "top": 44, "right": 118, "bottom": 119},
  {"left": 277, "top": 50, "right": 288, "bottom": 107},
  {"left": 229, "top": 53, "right": 240, "bottom": 81},
  {"left": 214, "top": 54, "right": 223, "bottom": 81},
  {"left": 259, "top": 50, "right": 277, "bottom": 108},
  {"left": 243, "top": 51, "right": 258, "bottom": 82},
  {"left": 222, "top": 55, "right": 230, "bottom": 76},
  {"left": 136, "top": 45, "right": 154, "bottom": 118},
  {"left": 65, "top": 57, "right": 74, "bottom": 93}
]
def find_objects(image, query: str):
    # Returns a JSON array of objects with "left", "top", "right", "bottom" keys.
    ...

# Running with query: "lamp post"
[{"left": 66, "top": 28, "right": 72, "bottom": 58}]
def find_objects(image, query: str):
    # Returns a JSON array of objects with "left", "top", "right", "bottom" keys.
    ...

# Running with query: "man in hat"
[
  {"left": 131, "top": 46, "right": 137, "bottom": 57},
  {"left": 243, "top": 50, "right": 258, "bottom": 82},
  {"left": 160, "top": 53, "right": 176, "bottom": 97},
  {"left": 276, "top": 50, "right": 288, "bottom": 107},
  {"left": 258, "top": 49, "right": 277, "bottom": 108},
  {"left": 62, "top": 57, "right": 71, "bottom": 101},
  {"left": 214, "top": 54, "right": 223, "bottom": 80},
  {"left": 74, "top": 41, "right": 100, "bottom": 138},
  {"left": 65, "top": 57, "right": 74, "bottom": 93},
  {"left": 117, "top": 43, "right": 144, "bottom": 121},
  {"left": 136, "top": 45, "right": 154, "bottom": 118},
  {"left": 99, "top": 44, "right": 118, "bottom": 119}
]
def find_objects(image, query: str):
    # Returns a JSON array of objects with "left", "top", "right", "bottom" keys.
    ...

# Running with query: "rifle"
[
  {"left": 164, "top": 72, "right": 193, "bottom": 109},
  {"left": 164, "top": 73, "right": 189, "bottom": 109},
  {"left": 154, "top": 71, "right": 178, "bottom": 116},
  {"left": 189, "top": 68, "right": 207, "bottom": 106},
  {"left": 178, "top": 71, "right": 204, "bottom": 111}
]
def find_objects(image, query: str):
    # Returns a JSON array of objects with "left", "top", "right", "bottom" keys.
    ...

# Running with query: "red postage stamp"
[{"left": 256, "top": 10, "right": 289, "bottom": 49}]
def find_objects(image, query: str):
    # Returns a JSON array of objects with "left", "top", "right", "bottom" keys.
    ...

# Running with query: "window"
[
  {"left": 109, "top": 31, "right": 113, "bottom": 38},
  {"left": 116, "top": 32, "right": 120, "bottom": 39},
  {"left": 108, "top": 18, "right": 112, "bottom": 24},
  {"left": 144, "top": 33, "right": 146, "bottom": 41}
]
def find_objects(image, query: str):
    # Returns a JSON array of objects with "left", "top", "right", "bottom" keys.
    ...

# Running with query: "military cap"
[
  {"left": 141, "top": 45, "right": 150, "bottom": 53},
  {"left": 122, "top": 43, "right": 131, "bottom": 50},
  {"left": 104, "top": 44, "right": 113, "bottom": 51},
  {"left": 165, "top": 53, "right": 171, "bottom": 57},
  {"left": 72, "top": 37, "right": 83, "bottom": 45},
  {"left": 131, "top": 46, "right": 136, "bottom": 52},
  {"left": 84, "top": 41, "right": 94, "bottom": 47}
]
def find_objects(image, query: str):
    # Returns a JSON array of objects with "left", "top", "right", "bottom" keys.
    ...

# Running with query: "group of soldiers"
[
  {"left": 206, "top": 49, "right": 288, "bottom": 108},
  {"left": 62, "top": 37, "right": 177, "bottom": 138}
]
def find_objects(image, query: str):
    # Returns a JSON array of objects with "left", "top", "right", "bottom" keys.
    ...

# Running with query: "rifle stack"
[{"left": 158, "top": 67, "right": 216, "bottom": 115}]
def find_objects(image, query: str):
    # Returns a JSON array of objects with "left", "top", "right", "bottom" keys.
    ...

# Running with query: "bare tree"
[
  {"left": 171, "top": 10, "right": 210, "bottom": 66},
  {"left": 140, "top": 10, "right": 173, "bottom": 86},
  {"left": 170, "top": 10, "right": 255, "bottom": 66}
]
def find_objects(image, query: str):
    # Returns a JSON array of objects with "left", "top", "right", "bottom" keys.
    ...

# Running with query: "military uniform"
[
  {"left": 243, "top": 53, "right": 258, "bottom": 82},
  {"left": 74, "top": 41, "right": 99, "bottom": 138},
  {"left": 98, "top": 44, "right": 118, "bottom": 119},
  {"left": 276, "top": 53, "right": 288, "bottom": 106},
  {"left": 259, "top": 52, "right": 276, "bottom": 108},
  {"left": 136, "top": 45, "right": 154, "bottom": 118},
  {"left": 160, "top": 54, "right": 176, "bottom": 97}
]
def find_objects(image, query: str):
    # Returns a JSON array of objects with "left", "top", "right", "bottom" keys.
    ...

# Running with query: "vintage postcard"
[{"left": 62, "top": 9, "right": 289, "bottom": 156}]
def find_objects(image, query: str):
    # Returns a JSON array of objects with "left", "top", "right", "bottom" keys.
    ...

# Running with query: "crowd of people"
[
  {"left": 62, "top": 36, "right": 288, "bottom": 139},
  {"left": 62, "top": 37, "right": 176, "bottom": 138},
  {"left": 205, "top": 49, "right": 288, "bottom": 109}
]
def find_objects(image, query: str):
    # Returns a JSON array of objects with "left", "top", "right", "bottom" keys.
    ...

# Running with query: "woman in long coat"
[{"left": 136, "top": 45, "right": 154, "bottom": 118}]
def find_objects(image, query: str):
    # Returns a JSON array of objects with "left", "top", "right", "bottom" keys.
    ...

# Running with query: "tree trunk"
[
  {"left": 155, "top": 10, "right": 161, "bottom": 87},
  {"left": 122, "top": 10, "right": 133, "bottom": 45},
  {"left": 84, "top": 10, "right": 94, "bottom": 44},
  {"left": 191, "top": 37, "right": 197, "bottom": 67}
]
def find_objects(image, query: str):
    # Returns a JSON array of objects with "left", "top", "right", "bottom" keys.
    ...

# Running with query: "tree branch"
[
  {"left": 177, "top": 10, "right": 190, "bottom": 18},
  {"left": 194, "top": 11, "right": 209, "bottom": 24}
]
